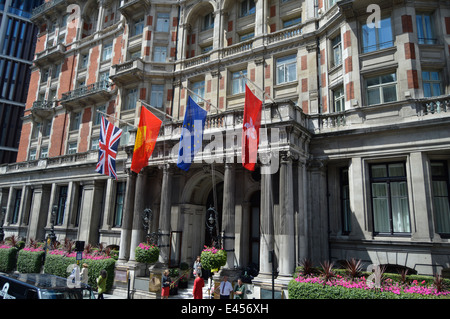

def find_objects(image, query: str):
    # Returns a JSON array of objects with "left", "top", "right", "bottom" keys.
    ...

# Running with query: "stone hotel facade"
[{"left": 0, "top": 0, "right": 450, "bottom": 296}]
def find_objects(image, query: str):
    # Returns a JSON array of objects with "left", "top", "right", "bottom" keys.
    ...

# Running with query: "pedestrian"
[
  {"left": 193, "top": 255, "right": 202, "bottom": 278},
  {"left": 80, "top": 263, "right": 89, "bottom": 285},
  {"left": 96, "top": 269, "right": 107, "bottom": 299},
  {"left": 234, "top": 278, "right": 246, "bottom": 299},
  {"left": 161, "top": 269, "right": 171, "bottom": 299},
  {"left": 192, "top": 272, "right": 204, "bottom": 299},
  {"left": 219, "top": 275, "right": 233, "bottom": 299}
]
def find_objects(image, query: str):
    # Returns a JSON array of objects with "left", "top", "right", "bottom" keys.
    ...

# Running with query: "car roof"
[{"left": 1, "top": 273, "right": 91, "bottom": 290}]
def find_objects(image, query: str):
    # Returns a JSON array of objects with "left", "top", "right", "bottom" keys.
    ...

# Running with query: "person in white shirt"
[{"left": 219, "top": 276, "right": 233, "bottom": 299}]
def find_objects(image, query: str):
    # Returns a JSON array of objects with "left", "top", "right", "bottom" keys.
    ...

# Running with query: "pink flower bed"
[
  {"left": 48, "top": 249, "right": 111, "bottom": 260},
  {"left": 295, "top": 274, "right": 450, "bottom": 297}
]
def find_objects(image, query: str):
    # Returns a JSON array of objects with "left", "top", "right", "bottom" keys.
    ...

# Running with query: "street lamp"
[
  {"left": 0, "top": 207, "right": 6, "bottom": 242},
  {"left": 142, "top": 208, "right": 161, "bottom": 246},
  {"left": 47, "top": 205, "right": 57, "bottom": 245},
  {"left": 205, "top": 206, "right": 222, "bottom": 248}
]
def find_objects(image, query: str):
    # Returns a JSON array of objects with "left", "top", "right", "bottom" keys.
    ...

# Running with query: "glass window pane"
[
  {"left": 388, "top": 163, "right": 405, "bottom": 177},
  {"left": 423, "top": 83, "right": 431, "bottom": 97},
  {"left": 378, "top": 17, "right": 393, "bottom": 49},
  {"left": 362, "top": 25, "right": 376, "bottom": 52},
  {"left": 382, "top": 85, "right": 397, "bottom": 103},
  {"left": 390, "top": 182, "right": 410, "bottom": 233},
  {"left": 432, "top": 83, "right": 441, "bottom": 96},
  {"left": 381, "top": 73, "right": 396, "bottom": 84},
  {"left": 368, "top": 88, "right": 380, "bottom": 105},
  {"left": 366, "top": 77, "right": 380, "bottom": 87},
  {"left": 431, "top": 162, "right": 445, "bottom": 176},
  {"left": 371, "top": 164, "right": 387, "bottom": 178}
]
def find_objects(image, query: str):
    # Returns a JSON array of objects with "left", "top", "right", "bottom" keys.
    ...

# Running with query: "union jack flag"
[{"left": 95, "top": 116, "right": 122, "bottom": 180}]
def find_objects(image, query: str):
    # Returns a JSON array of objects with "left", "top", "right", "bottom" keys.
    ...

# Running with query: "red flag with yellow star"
[{"left": 130, "top": 106, "right": 162, "bottom": 174}]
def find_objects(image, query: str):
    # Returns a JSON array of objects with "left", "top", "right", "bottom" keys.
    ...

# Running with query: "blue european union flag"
[{"left": 177, "top": 96, "right": 207, "bottom": 171}]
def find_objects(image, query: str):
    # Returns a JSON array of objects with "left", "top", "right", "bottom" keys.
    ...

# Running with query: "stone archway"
[{"left": 179, "top": 168, "right": 224, "bottom": 265}]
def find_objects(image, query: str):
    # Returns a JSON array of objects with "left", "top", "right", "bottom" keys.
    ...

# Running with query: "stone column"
[
  {"left": 221, "top": 163, "right": 236, "bottom": 269},
  {"left": 277, "top": 152, "right": 295, "bottom": 278},
  {"left": 259, "top": 163, "right": 274, "bottom": 276},
  {"left": 27, "top": 185, "right": 51, "bottom": 241},
  {"left": 296, "top": 160, "right": 308, "bottom": 263},
  {"left": 129, "top": 171, "right": 148, "bottom": 262},
  {"left": 118, "top": 171, "right": 137, "bottom": 263},
  {"left": 307, "top": 159, "right": 329, "bottom": 264},
  {"left": 157, "top": 164, "right": 172, "bottom": 266}
]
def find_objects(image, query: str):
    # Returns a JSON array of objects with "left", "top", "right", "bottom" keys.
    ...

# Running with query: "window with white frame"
[
  {"left": 125, "top": 88, "right": 138, "bottom": 110},
  {"left": 29, "top": 149, "right": 36, "bottom": 161},
  {"left": 333, "top": 86, "right": 345, "bottom": 112},
  {"left": 331, "top": 34, "right": 342, "bottom": 67},
  {"left": 120, "top": 126, "right": 133, "bottom": 146},
  {"left": 42, "top": 120, "right": 52, "bottom": 137},
  {"left": 91, "top": 137, "right": 99, "bottom": 150},
  {"left": 154, "top": 46, "right": 167, "bottom": 62},
  {"left": 276, "top": 55, "right": 297, "bottom": 84},
  {"left": 80, "top": 54, "right": 89, "bottom": 69},
  {"left": 362, "top": 16, "right": 393, "bottom": 53},
  {"left": 203, "top": 12, "right": 214, "bottom": 30},
  {"left": 231, "top": 70, "right": 247, "bottom": 95},
  {"left": 191, "top": 80, "right": 205, "bottom": 103},
  {"left": 94, "top": 105, "right": 106, "bottom": 125},
  {"left": 240, "top": 0, "right": 255, "bottom": 17},
  {"left": 422, "top": 70, "right": 442, "bottom": 98},
  {"left": 150, "top": 84, "right": 164, "bottom": 108},
  {"left": 32, "top": 122, "right": 40, "bottom": 139},
  {"left": 156, "top": 13, "right": 170, "bottom": 32},
  {"left": 366, "top": 73, "right": 397, "bottom": 105},
  {"left": 40, "top": 146, "right": 48, "bottom": 159},
  {"left": 68, "top": 142, "right": 77, "bottom": 154},
  {"left": 102, "top": 43, "right": 113, "bottom": 61},
  {"left": 416, "top": 13, "right": 436, "bottom": 45},
  {"left": 132, "top": 17, "right": 145, "bottom": 37},
  {"left": 70, "top": 112, "right": 81, "bottom": 131}
]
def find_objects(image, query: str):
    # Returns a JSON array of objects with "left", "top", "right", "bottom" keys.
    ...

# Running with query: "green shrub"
[
  {"left": 0, "top": 247, "right": 18, "bottom": 272},
  {"left": 17, "top": 249, "right": 45, "bottom": 273},
  {"left": 287, "top": 279, "right": 444, "bottom": 299},
  {"left": 43, "top": 253, "right": 116, "bottom": 292}
]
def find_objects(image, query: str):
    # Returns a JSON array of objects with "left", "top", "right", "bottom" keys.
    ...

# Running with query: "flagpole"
[
  {"left": 181, "top": 85, "right": 223, "bottom": 114},
  {"left": 95, "top": 110, "right": 138, "bottom": 128},
  {"left": 139, "top": 100, "right": 176, "bottom": 121}
]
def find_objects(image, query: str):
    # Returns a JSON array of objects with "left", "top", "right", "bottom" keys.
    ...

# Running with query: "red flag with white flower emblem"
[{"left": 242, "top": 84, "right": 262, "bottom": 171}]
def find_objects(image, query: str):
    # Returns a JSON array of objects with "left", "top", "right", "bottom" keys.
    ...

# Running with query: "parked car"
[{"left": 0, "top": 272, "right": 95, "bottom": 299}]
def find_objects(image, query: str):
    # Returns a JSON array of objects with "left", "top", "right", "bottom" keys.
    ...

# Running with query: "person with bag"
[
  {"left": 193, "top": 256, "right": 202, "bottom": 278},
  {"left": 161, "top": 269, "right": 171, "bottom": 299}
]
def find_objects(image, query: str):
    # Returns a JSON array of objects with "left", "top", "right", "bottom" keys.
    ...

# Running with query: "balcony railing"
[
  {"left": 419, "top": 95, "right": 450, "bottom": 115},
  {"left": 31, "top": 0, "right": 65, "bottom": 19},
  {"left": 60, "top": 80, "right": 111, "bottom": 108}
]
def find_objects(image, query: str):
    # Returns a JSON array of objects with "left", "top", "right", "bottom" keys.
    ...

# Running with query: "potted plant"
[
  {"left": 134, "top": 243, "right": 160, "bottom": 264},
  {"left": 200, "top": 246, "right": 227, "bottom": 271},
  {"left": 169, "top": 268, "right": 179, "bottom": 295}
]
